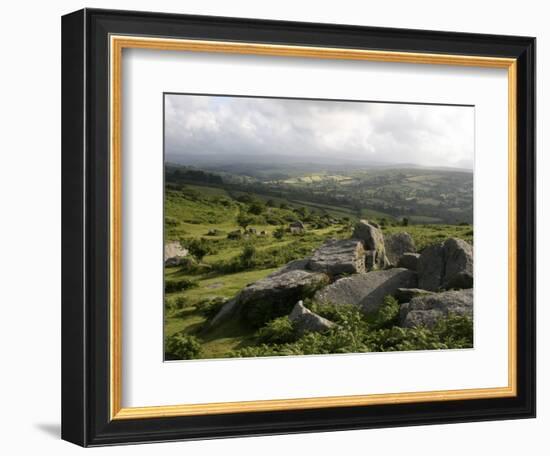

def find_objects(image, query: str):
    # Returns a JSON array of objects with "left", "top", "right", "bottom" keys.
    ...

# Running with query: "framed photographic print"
[{"left": 61, "top": 8, "right": 536, "bottom": 447}]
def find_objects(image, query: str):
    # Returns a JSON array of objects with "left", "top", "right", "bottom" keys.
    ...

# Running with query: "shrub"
[
  {"left": 432, "top": 314, "right": 473, "bottom": 348},
  {"left": 236, "top": 194, "right": 254, "bottom": 204},
  {"left": 364, "top": 326, "right": 446, "bottom": 352},
  {"left": 185, "top": 238, "right": 212, "bottom": 262},
  {"left": 164, "top": 277, "right": 198, "bottom": 293},
  {"left": 195, "top": 297, "right": 227, "bottom": 320},
  {"left": 231, "top": 300, "right": 473, "bottom": 358},
  {"left": 257, "top": 317, "right": 297, "bottom": 344},
  {"left": 176, "top": 257, "right": 201, "bottom": 274},
  {"left": 369, "top": 295, "right": 400, "bottom": 329},
  {"left": 266, "top": 217, "right": 282, "bottom": 225},
  {"left": 231, "top": 328, "right": 369, "bottom": 358},
  {"left": 205, "top": 229, "right": 224, "bottom": 236},
  {"left": 227, "top": 230, "right": 242, "bottom": 240},
  {"left": 307, "top": 302, "right": 361, "bottom": 327},
  {"left": 214, "top": 239, "right": 318, "bottom": 274},
  {"left": 239, "top": 243, "right": 257, "bottom": 269},
  {"left": 241, "top": 300, "right": 291, "bottom": 329},
  {"left": 165, "top": 216, "right": 179, "bottom": 227},
  {"left": 165, "top": 295, "right": 189, "bottom": 315},
  {"left": 248, "top": 201, "right": 265, "bottom": 215},
  {"left": 273, "top": 226, "right": 286, "bottom": 239},
  {"left": 165, "top": 333, "right": 202, "bottom": 359}
]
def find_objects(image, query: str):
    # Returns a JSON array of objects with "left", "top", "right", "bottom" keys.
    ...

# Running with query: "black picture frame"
[{"left": 62, "top": 8, "right": 536, "bottom": 447}]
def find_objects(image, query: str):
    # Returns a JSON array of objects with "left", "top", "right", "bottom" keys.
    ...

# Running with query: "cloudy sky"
[{"left": 165, "top": 94, "right": 474, "bottom": 169}]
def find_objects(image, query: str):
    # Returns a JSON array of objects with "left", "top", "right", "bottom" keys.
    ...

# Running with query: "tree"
[
  {"left": 186, "top": 238, "right": 211, "bottom": 263},
  {"left": 236, "top": 211, "right": 254, "bottom": 231},
  {"left": 239, "top": 243, "right": 257, "bottom": 269},
  {"left": 248, "top": 200, "right": 264, "bottom": 215},
  {"left": 236, "top": 193, "right": 254, "bottom": 204},
  {"left": 294, "top": 206, "right": 308, "bottom": 218},
  {"left": 273, "top": 225, "right": 286, "bottom": 239},
  {"left": 402, "top": 217, "right": 409, "bottom": 227}
]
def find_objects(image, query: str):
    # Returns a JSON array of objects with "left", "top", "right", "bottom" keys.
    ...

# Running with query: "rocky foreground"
[{"left": 211, "top": 220, "right": 473, "bottom": 334}]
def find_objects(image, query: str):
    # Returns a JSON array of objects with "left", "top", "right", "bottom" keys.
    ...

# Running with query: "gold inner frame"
[{"left": 109, "top": 35, "right": 518, "bottom": 420}]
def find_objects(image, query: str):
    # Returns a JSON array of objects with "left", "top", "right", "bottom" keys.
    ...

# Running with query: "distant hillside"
[{"left": 165, "top": 164, "right": 473, "bottom": 225}]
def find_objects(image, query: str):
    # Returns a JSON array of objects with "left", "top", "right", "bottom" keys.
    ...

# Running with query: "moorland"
[{"left": 163, "top": 162, "right": 474, "bottom": 360}]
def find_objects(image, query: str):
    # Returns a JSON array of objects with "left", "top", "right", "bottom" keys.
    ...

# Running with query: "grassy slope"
[
  {"left": 165, "top": 183, "right": 473, "bottom": 360},
  {"left": 382, "top": 224, "right": 473, "bottom": 250},
  {"left": 165, "top": 268, "right": 278, "bottom": 357},
  {"left": 164, "top": 185, "right": 349, "bottom": 357}
]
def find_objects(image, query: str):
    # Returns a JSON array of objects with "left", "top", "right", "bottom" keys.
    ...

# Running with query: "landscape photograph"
[{"left": 163, "top": 94, "right": 475, "bottom": 361}]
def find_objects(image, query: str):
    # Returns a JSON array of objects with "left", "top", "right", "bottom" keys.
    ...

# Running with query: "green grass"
[
  {"left": 183, "top": 184, "right": 230, "bottom": 197},
  {"left": 165, "top": 267, "right": 278, "bottom": 358}
]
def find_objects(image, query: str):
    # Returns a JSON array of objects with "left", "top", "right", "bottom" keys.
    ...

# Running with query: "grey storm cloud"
[{"left": 165, "top": 94, "right": 474, "bottom": 169}]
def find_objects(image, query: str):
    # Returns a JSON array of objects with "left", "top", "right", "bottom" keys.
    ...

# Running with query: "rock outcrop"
[
  {"left": 385, "top": 232, "right": 416, "bottom": 266},
  {"left": 352, "top": 220, "right": 389, "bottom": 269},
  {"left": 417, "top": 244, "right": 445, "bottom": 290},
  {"left": 394, "top": 287, "right": 433, "bottom": 303},
  {"left": 308, "top": 239, "right": 366, "bottom": 276},
  {"left": 289, "top": 301, "right": 335, "bottom": 335},
  {"left": 442, "top": 238, "right": 474, "bottom": 289},
  {"left": 211, "top": 265, "right": 328, "bottom": 327},
  {"left": 211, "top": 227, "right": 472, "bottom": 332},
  {"left": 314, "top": 268, "right": 417, "bottom": 314},
  {"left": 275, "top": 258, "right": 312, "bottom": 274},
  {"left": 398, "top": 252, "right": 421, "bottom": 271},
  {"left": 209, "top": 298, "right": 238, "bottom": 327},
  {"left": 239, "top": 268, "right": 328, "bottom": 305},
  {"left": 417, "top": 238, "right": 473, "bottom": 291},
  {"left": 164, "top": 241, "right": 189, "bottom": 266},
  {"left": 400, "top": 288, "right": 473, "bottom": 328}
]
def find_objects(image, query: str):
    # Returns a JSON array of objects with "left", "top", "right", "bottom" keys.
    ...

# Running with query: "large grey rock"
[
  {"left": 238, "top": 268, "right": 329, "bottom": 326},
  {"left": 308, "top": 239, "right": 366, "bottom": 276},
  {"left": 385, "top": 232, "right": 416, "bottom": 266},
  {"left": 209, "top": 298, "right": 238, "bottom": 326},
  {"left": 398, "top": 252, "right": 421, "bottom": 271},
  {"left": 289, "top": 301, "right": 335, "bottom": 335},
  {"left": 275, "top": 258, "right": 312, "bottom": 274},
  {"left": 417, "top": 244, "right": 445, "bottom": 291},
  {"left": 164, "top": 241, "right": 189, "bottom": 266},
  {"left": 442, "top": 238, "right": 474, "bottom": 289},
  {"left": 417, "top": 238, "right": 473, "bottom": 291},
  {"left": 365, "top": 250, "right": 376, "bottom": 270},
  {"left": 400, "top": 288, "right": 473, "bottom": 328},
  {"left": 395, "top": 287, "right": 433, "bottom": 303},
  {"left": 314, "top": 268, "right": 417, "bottom": 314},
  {"left": 210, "top": 265, "right": 328, "bottom": 327},
  {"left": 351, "top": 220, "right": 389, "bottom": 269},
  {"left": 239, "top": 269, "right": 328, "bottom": 307}
]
